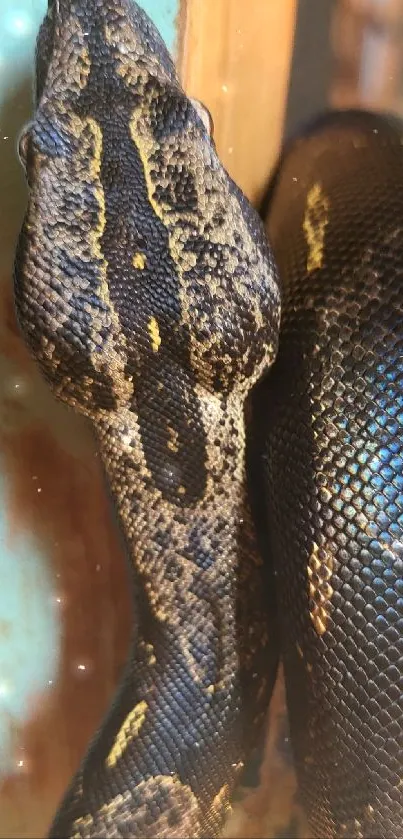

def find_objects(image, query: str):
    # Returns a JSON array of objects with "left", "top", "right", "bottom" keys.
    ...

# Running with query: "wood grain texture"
[{"left": 179, "top": 0, "right": 297, "bottom": 206}]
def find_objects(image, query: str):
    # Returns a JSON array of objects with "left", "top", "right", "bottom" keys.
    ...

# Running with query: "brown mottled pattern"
[
  {"left": 71, "top": 777, "right": 200, "bottom": 838},
  {"left": 13, "top": 0, "right": 280, "bottom": 837}
]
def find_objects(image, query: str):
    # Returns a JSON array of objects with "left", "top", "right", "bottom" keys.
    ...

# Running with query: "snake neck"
[
  {"left": 94, "top": 391, "right": 257, "bottom": 692},
  {"left": 55, "top": 391, "right": 271, "bottom": 835}
]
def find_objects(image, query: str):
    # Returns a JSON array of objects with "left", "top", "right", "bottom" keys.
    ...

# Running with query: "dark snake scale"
[
  {"left": 12, "top": 0, "right": 403, "bottom": 836},
  {"left": 262, "top": 110, "right": 403, "bottom": 838}
]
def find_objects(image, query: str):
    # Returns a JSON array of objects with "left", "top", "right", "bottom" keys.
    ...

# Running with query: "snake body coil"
[
  {"left": 263, "top": 111, "right": 403, "bottom": 838},
  {"left": 13, "top": 0, "right": 280, "bottom": 836}
]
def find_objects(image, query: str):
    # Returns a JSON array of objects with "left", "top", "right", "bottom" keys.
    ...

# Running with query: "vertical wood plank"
[{"left": 179, "top": 0, "right": 297, "bottom": 206}]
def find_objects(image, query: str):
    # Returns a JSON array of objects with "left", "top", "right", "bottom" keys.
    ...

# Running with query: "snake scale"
[
  {"left": 12, "top": 0, "right": 403, "bottom": 837},
  {"left": 14, "top": 1, "right": 279, "bottom": 836},
  {"left": 261, "top": 110, "right": 403, "bottom": 838}
]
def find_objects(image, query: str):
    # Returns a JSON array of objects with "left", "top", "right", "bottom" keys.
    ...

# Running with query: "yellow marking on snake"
[
  {"left": 130, "top": 118, "right": 163, "bottom": 221},
  {"left": 83, "top": 116, "right": 134, "bottom": 405},
  {"left": 106, "top": 700, "right": 148, "bottom": 768},
  {"left": 308, "top": 542, "right": 334, "bottom": 635},
  {"left": 86, "top": 118, "right": 109, "bottom": 311},
  {"left": 210, "top": 782, "right": 231, "bottom": 814},
  {"left": 144, "top": 641, "right": 156, "bottom": 665},
  {"left": 85, "top": 118, "right": 106, "bottom": 294},
  {"left": 303, "top": 182, "right": 329, "bottom": 273},
  {"left": 133, "top": 251, "right": 146, "bottom": 269},
  {"left": 167, "top": 424, "right": 179, "bottom": 453},
  {"left": 148, "top": 316, "right": 161, "bottom": 352},
  {"left": 71, "top": 813, "right": 93, "bottom": 839}
]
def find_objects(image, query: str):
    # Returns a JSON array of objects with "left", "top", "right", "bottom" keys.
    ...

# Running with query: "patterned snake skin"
[
  {"left": 13, "top": 0, "right": 280, "bottom": 836},
  {"left": 13, "top": 0, "right": 403, "bottom": 835},
  {"left": 262, "top": 110, "right": 403, "bottom": 838}
]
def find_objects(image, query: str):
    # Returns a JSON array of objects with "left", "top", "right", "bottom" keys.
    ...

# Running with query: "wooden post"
[{"left": 179, "top": 0, "right": 298, "bottom": 207}]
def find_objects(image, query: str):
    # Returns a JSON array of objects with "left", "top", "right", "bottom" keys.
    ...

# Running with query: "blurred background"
[
  {"left": 181, "top": 0, "right": 403, "bottom": 205},
  {"left": 0, "top": 0, "right": 402, "bottom": 836}
]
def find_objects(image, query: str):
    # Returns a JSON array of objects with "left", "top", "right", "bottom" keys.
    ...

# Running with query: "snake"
[
  {"left": 14, "top": 1, "right": 279, "bottom": 837},
  {"left": 12, "top": 0, "right": 403, "bottom": 836},
  {"left": 261, "top": 109, "right": 403, "bottom": 838}
]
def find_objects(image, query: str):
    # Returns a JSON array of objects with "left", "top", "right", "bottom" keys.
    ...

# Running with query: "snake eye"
[
  {"left": 190, "top": 98, "right": 215, "bottom": 138},
  {"left": 17, "top": 124, "right": 32, "bottom": 170}
]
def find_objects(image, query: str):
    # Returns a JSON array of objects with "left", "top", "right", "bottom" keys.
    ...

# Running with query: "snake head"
[{"left": 14, "top": 0, "right": 280, "bottom": 419}]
